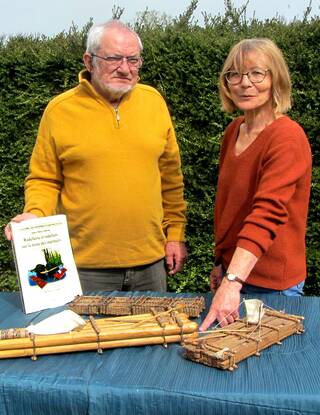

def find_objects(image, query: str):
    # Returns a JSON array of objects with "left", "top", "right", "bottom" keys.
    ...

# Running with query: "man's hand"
[
  {"left": 165, "top": 241, "right": 187, "bottom": 275},
  {"left": 210, "top": 265, "right": 223, "bottom": 292},
  {"left": 4, "top": 213, "right": 38, "bottom": 240},
  {"left": 199, "top": 278, "right": 241, "bottom": 331}
]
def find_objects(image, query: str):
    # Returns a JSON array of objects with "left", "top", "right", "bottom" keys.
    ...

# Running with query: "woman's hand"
[
  {"left": 199, "top": 278, "right": 241, "bottom": 331},
  {"left": 200, "top": 248, "right": 258, "bottom": 331}
]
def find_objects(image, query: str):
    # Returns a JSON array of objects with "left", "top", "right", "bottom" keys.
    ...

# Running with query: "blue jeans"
[{"left": 241, "top": 281, "right": 305, "bottom": 296}]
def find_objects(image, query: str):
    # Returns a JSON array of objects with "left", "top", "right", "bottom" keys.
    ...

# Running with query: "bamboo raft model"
[
  {"left": 183, "top": 301, "right": 304, "bottom": 371},
  {"left": 0, "top": 306, "right": 198, "bottom": 360},
  {"left": 68, "top": 295, "right": 205, "bottom": 318}
]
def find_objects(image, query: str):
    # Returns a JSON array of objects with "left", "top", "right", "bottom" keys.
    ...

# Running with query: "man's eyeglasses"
[
  {"left": 91, "top": 54, "right": 142, "bottom": 69},
  {"left": 224, "top": 68, "right": 270, "bottom": 85}
]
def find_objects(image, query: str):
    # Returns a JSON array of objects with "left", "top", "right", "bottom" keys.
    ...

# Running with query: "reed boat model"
[
  {"left": 0, "top": 307, "right": 198, "bottom": 360},
  {"left": 68, "top": 294, "right": 205, "bottom": 317},
  {"left": 183, "top": 300, "right": 304, "bottom": 371}
]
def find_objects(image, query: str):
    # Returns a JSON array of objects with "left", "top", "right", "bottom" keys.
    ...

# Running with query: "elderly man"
[{"left": 5, "top": 20, "right": 187, "bottom": 291}]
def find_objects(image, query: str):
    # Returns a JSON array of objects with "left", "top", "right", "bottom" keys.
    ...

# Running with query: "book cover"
[{"left": 10, "top": 214, "right": 83, "bottom": 314}]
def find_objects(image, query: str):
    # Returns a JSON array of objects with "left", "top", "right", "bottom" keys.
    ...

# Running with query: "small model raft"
[
  {"left": 0, "top": 306, "right": 198, "bottom": 360},
  {"left": 183, "top": 299, "right": 304, "bottom": 371}
]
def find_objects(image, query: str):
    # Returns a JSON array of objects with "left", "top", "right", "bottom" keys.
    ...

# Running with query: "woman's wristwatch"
[{"left": 225, "top": 273, "right": 245, "bottom": 285}]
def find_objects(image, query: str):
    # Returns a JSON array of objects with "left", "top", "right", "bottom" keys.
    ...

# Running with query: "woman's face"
[{"left": 227, "top": 51, "right": 273, "bottom": 114}]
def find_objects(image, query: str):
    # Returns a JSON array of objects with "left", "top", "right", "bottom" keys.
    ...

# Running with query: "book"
[{"left": 10, "top": 214, "right": 83, "bottom": 314}]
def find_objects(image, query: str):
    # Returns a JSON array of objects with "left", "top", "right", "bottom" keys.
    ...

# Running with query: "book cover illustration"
[
  {"left": 10, "top": 214, "right": 83, "bottom": 314},
  {"left": 28, "top": 248, "right": 67, "bottom": 288}
]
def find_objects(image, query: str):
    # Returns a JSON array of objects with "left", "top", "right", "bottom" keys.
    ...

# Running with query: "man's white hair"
[{"left": 86, "top": 20, "right": 143, "bottom": 54}]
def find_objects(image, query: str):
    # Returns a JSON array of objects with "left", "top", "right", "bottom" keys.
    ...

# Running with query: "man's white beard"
[{"left": 97, "top": 80, "right": 134, "bottom": 102}]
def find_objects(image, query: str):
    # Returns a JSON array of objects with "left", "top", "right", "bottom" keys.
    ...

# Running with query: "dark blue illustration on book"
[{"left": 28, "top": 249, "right": 67, "bottom": 288}]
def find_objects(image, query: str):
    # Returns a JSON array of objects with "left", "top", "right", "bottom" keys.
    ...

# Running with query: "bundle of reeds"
[{"left": 0, "top": 309, "right": 198, "bottom": 360}]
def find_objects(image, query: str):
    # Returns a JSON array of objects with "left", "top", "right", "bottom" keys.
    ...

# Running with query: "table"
[{"left": 0, "top": 291, "right": 319, "bottom": 415}]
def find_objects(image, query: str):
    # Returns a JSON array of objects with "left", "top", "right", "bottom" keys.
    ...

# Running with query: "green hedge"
[{"left": 0, "top": 2, "right": 319, "bottom": 294}]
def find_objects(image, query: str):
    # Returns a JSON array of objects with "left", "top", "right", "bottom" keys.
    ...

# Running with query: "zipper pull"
[{"left": 115, "top": 107, "right": 120, "bottom": 126}]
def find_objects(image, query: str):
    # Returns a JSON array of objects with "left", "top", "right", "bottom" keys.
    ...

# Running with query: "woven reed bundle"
[
  {"left": 0, "top": 309, "right": 198, "bottom": 360},
  {"left": 68, "top": 295, "right": 205, "bottom": 317}
]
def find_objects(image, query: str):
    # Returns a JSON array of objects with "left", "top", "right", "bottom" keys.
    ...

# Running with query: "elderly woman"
[{"left": 200, "top": 38, "right": 312, "bottom": 331}]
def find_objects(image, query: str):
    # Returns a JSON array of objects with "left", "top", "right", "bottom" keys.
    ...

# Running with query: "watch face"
[{"left": 227, "top": 274, "right": 236, "bottom": 281}]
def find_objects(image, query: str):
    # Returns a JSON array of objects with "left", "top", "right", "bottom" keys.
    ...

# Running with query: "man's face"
[{"left": 84, "top": 28, "right": 141, "bottom": 103}]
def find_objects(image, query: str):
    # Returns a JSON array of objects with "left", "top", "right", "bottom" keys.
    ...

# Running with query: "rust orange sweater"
[{"left": 214, "top": 116, "right": 312, "bottom": 289}]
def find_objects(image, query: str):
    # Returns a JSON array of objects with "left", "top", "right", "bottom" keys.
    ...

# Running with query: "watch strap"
[{"left": 225, "top": 273, "right": 245, "bottom": 285}]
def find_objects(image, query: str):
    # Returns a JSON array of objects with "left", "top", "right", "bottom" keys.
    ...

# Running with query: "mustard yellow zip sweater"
[{"left": 24, "top": 71, "right": 186, "bottom": 267}]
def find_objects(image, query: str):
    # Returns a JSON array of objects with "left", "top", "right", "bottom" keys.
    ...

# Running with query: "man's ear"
[{"left": 83, "top": 52, "right": 93, "bottom": 72}]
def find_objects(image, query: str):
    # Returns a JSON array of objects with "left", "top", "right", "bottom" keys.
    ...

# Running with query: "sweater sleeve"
[
  {"left": 24, "top": 109, "right": 63, "bottom": 217},
  {"left": 159, "top": 118, "right": 187, "bottom": 242},
  {"left": 237, "top": 127, "right": 311, "bottom": 257}
]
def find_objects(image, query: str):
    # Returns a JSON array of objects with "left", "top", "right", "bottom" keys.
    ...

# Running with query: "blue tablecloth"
[{"left": 0, "top": 291, "right": 319, "bottom": 415}]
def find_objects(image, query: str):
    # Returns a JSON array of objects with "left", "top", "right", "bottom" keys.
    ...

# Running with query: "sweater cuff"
[
  {"left": 166, "top": 223, "right": 186, "bottom": 242},
  {"left": 237, "top": 238, "right": 264, "bottom": 258},
  {"left": 23, "top": 208, "right": 44, "bottom": 217}
]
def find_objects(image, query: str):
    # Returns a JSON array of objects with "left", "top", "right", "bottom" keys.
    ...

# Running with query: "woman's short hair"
[
  {"left": 219, "top": 38, "right": 291, "bottom": 114},
  {"left": 86, "top": 20, "right": 143, "bottom": 55}
]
